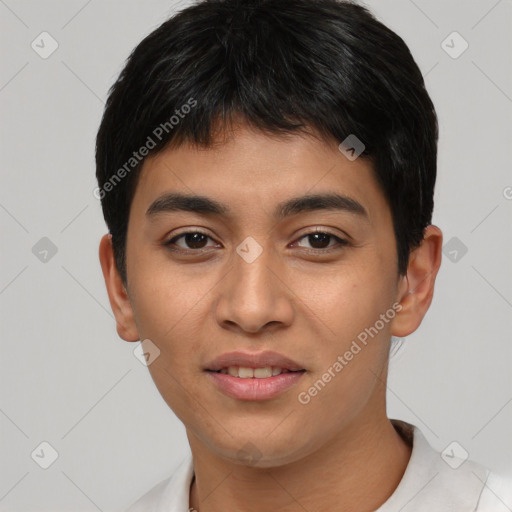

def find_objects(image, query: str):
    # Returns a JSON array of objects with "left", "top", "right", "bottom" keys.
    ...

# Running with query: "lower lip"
[{"left": 206, "top": 371, "right": 306, "bottom": 401}]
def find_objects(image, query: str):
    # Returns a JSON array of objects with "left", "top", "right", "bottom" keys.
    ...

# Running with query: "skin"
[{"left": 99, "top": 120, "right": 442, "bottom": 511}]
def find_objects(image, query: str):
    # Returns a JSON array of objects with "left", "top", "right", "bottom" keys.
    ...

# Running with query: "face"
[{"left": 113, "top": 123, "right": 414, "bottom": 467}]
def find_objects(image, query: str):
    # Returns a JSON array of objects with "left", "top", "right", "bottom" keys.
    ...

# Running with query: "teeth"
[
  {"left": 222, "top": 366, "right": 290, "bottom": 378},
  {"left": 238, "top": 367, "right": 254, "bottom": 379},
  {"left": 254, "top": 367, "right": 272, "bottom": 378}
]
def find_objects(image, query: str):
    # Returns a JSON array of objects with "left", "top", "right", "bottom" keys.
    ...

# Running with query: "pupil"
[
  {"left": 186, "top": 233, "right": 207, "bottom": 249},
  {"left": 309, "top": 233, "right": 330, "bottom": 249}
]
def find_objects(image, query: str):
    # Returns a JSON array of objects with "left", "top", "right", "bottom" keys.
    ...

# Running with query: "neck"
[{"left": 187, "top": 414, "right": 412, "bottom": 512}]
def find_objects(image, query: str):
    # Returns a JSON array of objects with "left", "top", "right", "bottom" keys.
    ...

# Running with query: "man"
[{"left": 95, "top": 0, "right": 512, "bottom": 509}]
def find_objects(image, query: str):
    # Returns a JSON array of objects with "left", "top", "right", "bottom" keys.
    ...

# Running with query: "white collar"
[
  {"left": 126, "top": 420, "right": 510, "bottom": 511},
  {"left": 376, "top": 420, "right": 488, "bottom": 511}
]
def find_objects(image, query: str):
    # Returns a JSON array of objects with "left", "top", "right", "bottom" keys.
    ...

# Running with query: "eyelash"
[{"left": 163, "top": 229, "right": 348, "bottom": 254}]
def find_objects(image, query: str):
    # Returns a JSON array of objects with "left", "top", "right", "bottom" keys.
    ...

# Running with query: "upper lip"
[{"left": 205, "top": 350, "right": 305, "bottom": 372}]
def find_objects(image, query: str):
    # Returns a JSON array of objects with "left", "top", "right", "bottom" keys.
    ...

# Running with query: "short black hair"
[{"left": 95, "top": 0, "right": 438, "bottom": 285}]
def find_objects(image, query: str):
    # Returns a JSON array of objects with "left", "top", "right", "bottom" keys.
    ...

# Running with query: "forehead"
[{"left": 130, "top": 123, "right": 389, "bottom": 225}]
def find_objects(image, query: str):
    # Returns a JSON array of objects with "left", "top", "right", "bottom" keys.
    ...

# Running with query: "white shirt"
[{"left": 125, "top": 421, "right": 512, "bottom": 511}]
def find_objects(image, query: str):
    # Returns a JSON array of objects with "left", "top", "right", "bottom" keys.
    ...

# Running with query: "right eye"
[{"left": 164, "top": 231, "right": 220, "bottom": 252}]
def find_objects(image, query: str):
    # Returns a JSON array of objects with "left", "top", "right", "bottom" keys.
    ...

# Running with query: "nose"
[{"left": 214, "top": 244, "right": 294, "bottom": 335}]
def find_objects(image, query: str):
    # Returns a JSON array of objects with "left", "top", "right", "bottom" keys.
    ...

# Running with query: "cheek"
[
  {"left": 292, "top": 258, "right": 395, "bottom": 340},
  {"left": 292, "top": 260, "right": 396, "bottom": 396},
  {"left": 129, "top": 254, "right": 208, "bottom": 338},
  {"left": 129, "top": 269, "right": 209, "bottom": 417},
  {"left": 292, "top": 285, "right": 394, "bottom": 441}
]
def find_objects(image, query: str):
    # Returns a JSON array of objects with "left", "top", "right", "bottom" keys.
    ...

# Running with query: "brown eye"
[
  {"left": 165, "top": 231, "right": 217, "bottom": 251},
  {"left": 296, "top": 231, "right": 347, "bottom": 250}
]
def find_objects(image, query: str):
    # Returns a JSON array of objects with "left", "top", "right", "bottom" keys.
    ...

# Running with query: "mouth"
[
  {"left": 204, "top": 351, "right": 306, "bottom": 401},
  {"left": 204, "top": 350, "right": 305, "bottom": 373},
  {"left": 207, "top": 366, "right": 306, "bottom": 378}
]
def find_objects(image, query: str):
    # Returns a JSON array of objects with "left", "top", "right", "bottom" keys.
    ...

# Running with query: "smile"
[{"left": 211, "top": 366, "right": 304, "bottom": 378}]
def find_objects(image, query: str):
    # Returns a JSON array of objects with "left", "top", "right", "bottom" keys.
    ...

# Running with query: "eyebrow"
[{"left": 146, "top": 192, "right": 368, "bottom": 220}]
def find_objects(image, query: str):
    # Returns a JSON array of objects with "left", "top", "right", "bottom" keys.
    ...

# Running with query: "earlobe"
[
  {"left": 98, "top": 234, "right": 140, "bottom": 342},
  {"left": 391, "top": 225, "right": 443, "bottom": 338}
]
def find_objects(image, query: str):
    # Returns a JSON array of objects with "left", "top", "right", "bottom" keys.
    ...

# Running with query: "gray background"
[{"left": 1, "top": 0, "right": 511, "bottom": 510}]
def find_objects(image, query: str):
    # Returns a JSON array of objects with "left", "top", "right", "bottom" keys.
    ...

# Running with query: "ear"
[
  {"left": 98, "top": 234, "right": 140, "bottom": 342},
  {"left": 391, "top": 225, "right": 443, "bottom": 338}
]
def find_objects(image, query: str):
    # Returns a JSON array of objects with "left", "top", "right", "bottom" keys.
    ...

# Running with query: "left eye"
[{"left": 295, "top": 231, "right": 347, "bottom": 250}]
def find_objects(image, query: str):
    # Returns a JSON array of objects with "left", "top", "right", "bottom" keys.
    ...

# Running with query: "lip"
[
  {"left": 204, "top": 350, "right": 306, "bottom": 401},
  {"left": 206, "top": 371, "right": 306, "bottom": 401},
  {"left": 204, "top": 350, "right": 304, "bottom": 372}
]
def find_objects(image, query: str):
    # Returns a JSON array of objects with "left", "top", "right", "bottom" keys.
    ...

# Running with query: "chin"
[{"left": 202, "top": 428, "right": 313, "bottom": 469}]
